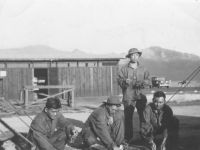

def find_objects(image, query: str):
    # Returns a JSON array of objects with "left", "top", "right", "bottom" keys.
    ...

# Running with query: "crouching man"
[
  {"left": 81, "top": 95, "right": 125, "bottom": 150},
  {"left": 27, "top": 97, "right": 78, "bottom": 150},
  {"left": 141, "top": 91, "right": 181, "bottom": 150}
]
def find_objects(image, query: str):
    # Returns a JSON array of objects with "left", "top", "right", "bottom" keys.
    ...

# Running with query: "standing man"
[
  {"left": 27, "top": 97, "right": 78, "bottom": 150},
  {"left": 117, "top": 48, "right": 151, "bottom": 142},
  {"left": 81, "top": 95, "right": 125, "bottom": 150},
  {"left": 141, "top": 91, "right": 181, "bottom": 150}
]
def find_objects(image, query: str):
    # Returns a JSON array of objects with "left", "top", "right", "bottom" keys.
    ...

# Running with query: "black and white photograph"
[{"left": 0, "top": 0, "right": 200, "bottom": 150}]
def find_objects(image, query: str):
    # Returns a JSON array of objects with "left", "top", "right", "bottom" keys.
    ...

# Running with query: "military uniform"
[
  {"left": 81, "top": 104, "right": 125, "bottom": 150},
  {"left": 117, "top": 62, "right": 150, "bottom": 141},
  {"left": 141, "top": 103, "right": 179, "bottom": 147},
  {"left": 27, "top": 111, "right": 75, "bottom": 150}
]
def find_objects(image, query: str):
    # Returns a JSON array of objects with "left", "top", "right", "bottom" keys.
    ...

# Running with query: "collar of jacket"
[
  {"left": 42, "top": 110, "right": 52, "bottom": 122},
  {"left": 128, "top": 62, "right": 141, "bottom": 68},
  {"left": 150, "top": 103, "right": 165, "bottom": 114},
  {"left": 103, "top": 104, "right": 117, "bottom": 117}
]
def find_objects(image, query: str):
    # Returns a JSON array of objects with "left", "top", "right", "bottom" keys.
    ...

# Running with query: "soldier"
[
  {"left": 81, "top": 95, "right": 125, "bottom": 150},
  {"left": 27, "top": 97, "right": 78, "bottom": 150},
  {"left": 117, "top": 48, "right": 151, "bottom": 142},
  {"left": 141, "top": 91, "right": 181, "bottom": 150}
]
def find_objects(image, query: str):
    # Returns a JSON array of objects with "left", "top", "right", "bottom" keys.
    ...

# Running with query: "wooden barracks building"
[{"left": 0, "top": 58, "right": 121, "bottom": 102}]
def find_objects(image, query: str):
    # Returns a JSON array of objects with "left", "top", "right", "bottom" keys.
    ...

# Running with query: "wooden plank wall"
[
  {"left": 0, "top": 66, "right": 120, "bottom": 101},
  {"left": 59, "top": 66, "right": 120, "bottom": 97},
  {"left": 1, "top": 68, "right": 33, "bottom": 100}
]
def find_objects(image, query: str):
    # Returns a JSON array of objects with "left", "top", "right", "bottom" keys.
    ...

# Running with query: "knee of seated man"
[
  {"left": 84, "top": 136, "right": 97, "bottom": 147},
  {"left": 172, "top": 117, "right": 179, "bottom": 125},
  {"left": 171, "top": 117, "right": 179, "bottom": 130}
]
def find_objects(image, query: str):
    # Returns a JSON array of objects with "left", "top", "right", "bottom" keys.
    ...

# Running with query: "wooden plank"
[
  {"left": 69, "top": 67, "right": 75, "bottom": 99},
  {"left": 89, "top": 68, "right": 94, "bottom": 97},
  {"left": 69, "top": 67, "right": 74, "bottom": 85},
  {"left": 24, "top": 89, "right": 28, "bottom": 107},
  {"left": 29, "top": 88, "right": 74, "bottom": 105},
  {"left": 85, "top": 67, "right": 90, "bottom": 96},
  {"left": 24, "top": 85, "right": 74, "bottom": 89},
  {"left": 98, "top": 67, "right": 103, "bottom": 96},
  {"left": 80, "top": 67, "right": 86, "bottom": 97},
  {"left": 75, "top": 67, "right": 81, "bottom": 97},
  {"left": 112, "top": 66, "right": 116, "bottom": 95},
  {"left": 102, "top": 67, "right": 107, "bottom": 96},
  {"left": 72, "top": 68, "right": 76, "bottom": 86},
  {"left": 107, "top": 67, "right": 111, "bottom": 96},
  {"left": 71, "top": 90, "right": 74, "bottom": 107},
  {"left": 27, "top": 68, "right": 33, "bottom": 101},
  {"left": 8, "top": 69, "right": 13, "bottom": 100},
  {"left": 112, "top": 66, "right": 120, "bottom": 95},
  {"left": 116, "top": 66, "right": 120, "bottom": 95},
  {"left": 12, "top": 69, "right": 18, "bottom": 100},
  {"left": 18, "top": 69, "right": 23, "bottom": 101},
  {"left": 93, "top": 67, "right": 98, "bottom": 97},
  {"left": 2, "top": 69, "right": 7, "bottom": 100},
  {"left": 66, "top": 67, "right": 70, "bottom": 85}
]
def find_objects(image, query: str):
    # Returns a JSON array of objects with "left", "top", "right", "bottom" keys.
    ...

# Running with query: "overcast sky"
[{"left": 0, "top": 0, "right": 200, "bottom": 56}]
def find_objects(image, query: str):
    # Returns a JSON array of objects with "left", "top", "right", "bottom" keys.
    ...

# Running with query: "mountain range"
[{"left": 0, "top": 45, "right": 199, "bottom": 81}]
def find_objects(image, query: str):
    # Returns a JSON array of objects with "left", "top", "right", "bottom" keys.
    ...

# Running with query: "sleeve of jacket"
[
  {"left": 57, "top": 113, "right": 75, "bottom": 136},
  {"left": 141, "top": 105, "right": 154, "bottom": 142},
  {"left": 143, "top": 68, "right": 151, "bottom": 87},
  {"left": 117, "top": 67, "right": 128, "bottom": 89},
  {"left": 161, "top": 105, "right": 173, "bottom": 129},
  {"left": 91, "top": 115, "right": 116, "bottom": 149},
  {"left": 31, "top": 116, "right": 55, "bottom": 150}
]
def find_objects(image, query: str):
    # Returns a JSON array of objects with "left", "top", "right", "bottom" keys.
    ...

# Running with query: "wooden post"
[
  {"left": 24, "top": 89, "right": 28, "bottom": 107},
  {"left": 71, "top": 88, "right": 74, "bottom": 107},
  {"left": 19, "top": 90, "right": 23, "bottom": 103},
  {"left": 110, "top": 66, "right": 113, "bottom": 95}
]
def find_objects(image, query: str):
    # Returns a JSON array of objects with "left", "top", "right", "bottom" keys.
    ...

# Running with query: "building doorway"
[{"left": 34, "top": 68, "right": 48, "bottom": 99}]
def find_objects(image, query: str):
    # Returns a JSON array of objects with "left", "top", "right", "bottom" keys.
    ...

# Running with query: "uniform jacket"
[
  {"left": 82, "top": 104, "right": 124, "bottom": 149},
  {"left": 27, "top": 110, "right": 74, "bottom": 150},
  {"left": 141, "top": 103, "right": 173, "bottom": 141},
  {"left": 117, "top": 62, "right": 150, "bottom": 102}
]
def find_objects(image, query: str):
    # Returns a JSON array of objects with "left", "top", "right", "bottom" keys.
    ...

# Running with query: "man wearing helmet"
[
  {"left": 117, "top": 48, "right": 151, "bottom": 142},
  {"left": 27, "top": 97, "right": 78, "bottom": 150}
]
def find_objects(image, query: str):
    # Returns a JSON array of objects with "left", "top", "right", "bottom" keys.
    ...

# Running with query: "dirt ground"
[{"left": 0, "top": 95, "right": 200, "bottom": 150}]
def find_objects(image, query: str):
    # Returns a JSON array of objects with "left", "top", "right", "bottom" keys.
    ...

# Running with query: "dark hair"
[
  {"left": 45, "top": 97, "right": 61, "bottom": 109},
  {"left": 153, "top": 91, "right": 166, "bottom": 99}
]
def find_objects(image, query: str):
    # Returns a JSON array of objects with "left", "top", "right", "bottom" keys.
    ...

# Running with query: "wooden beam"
[{"left": 28, "top": 88, "right": 74, "bottom": 106}]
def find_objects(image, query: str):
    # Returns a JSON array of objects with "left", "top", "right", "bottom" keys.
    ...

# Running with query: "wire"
[
  {"left": 0, "top": 118, "right": 35, "bottom": 149},
  {"left": 179, "top": 66, "right": 200, "bottom": 85},
  {"left": 0, "top": 87, "right": 57, "bottom": 150},
  {"left": 166, "top": 66, "right": 200, "bottom": 104}
]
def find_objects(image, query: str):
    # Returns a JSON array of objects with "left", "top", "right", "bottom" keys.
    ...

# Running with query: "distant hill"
[
  {"left": 0, "top": 45, "right": 123, "bottom": 59},
  {"left": 0, "top": 45, "right": 199, "bottom": 81}
]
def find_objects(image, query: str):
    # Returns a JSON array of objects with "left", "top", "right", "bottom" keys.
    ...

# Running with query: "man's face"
[
  {"left": 106, "top": 104, "right": 119, "bottom": 115},
  {"left": 153, "top": 97, "right": 165, "bottom": 110},
  {"left": 129, "top": 53, "right": 140, "bottom": 63},
  {"left": 46, "top": 108, "right": 60, "bottom": 120}
]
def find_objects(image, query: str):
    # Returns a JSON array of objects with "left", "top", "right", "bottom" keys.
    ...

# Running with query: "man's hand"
[
  {"left": 125, "top": 78, "right": 132, "bottom": 85},
  {"left": 149, "top": 141, "right": 156, "bottom": 150},
  {"left": 108, "top": 116, "right": 114, "bottom": 125},
  {"left": 160, "top": 137, "right": 167, "bottom": 150},
  {"left": 69, "top": 128, "right": 78, "bottom": 143},
  {"left": 135, "top": 81, "right": 145, "bottom": 88},
  {"left": 113, "top": 145, "right": 120, "bottom": 150}
]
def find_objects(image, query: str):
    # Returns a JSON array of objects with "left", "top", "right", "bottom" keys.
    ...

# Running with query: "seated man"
[
  {"left": 141, "top": 91, "right": 181, "bottom": 150},
  {"left": 27, "top": 97, "right": 78, "bottom": 150},
  {"left": 81, "top": 95, "right": 125, "bottom": 150}
]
